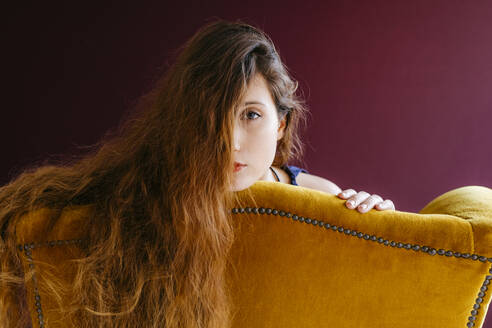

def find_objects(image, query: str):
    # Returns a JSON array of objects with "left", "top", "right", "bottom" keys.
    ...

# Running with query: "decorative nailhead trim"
[
  {"left": 15, "top": 239, "right": 87, "bottom": 328},
  {"left": 232, "top": 206, "right": 492, "bottom": 328},
  {"left": 16, "top": 238, "right": 87, "bottom": 252},
  {"left": 22, "top": 245, "right": 45, "bottom": 327},
  {"left": 231, "top": 207, "right": 492, "bottom": 263},
  {"left": 467, "top": 266, "right": 492, "bottom": 327}
]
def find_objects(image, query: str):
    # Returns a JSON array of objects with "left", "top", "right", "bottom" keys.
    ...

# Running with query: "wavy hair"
[{"left": 0, "top": 18, "right": 309, "bottom": 327}]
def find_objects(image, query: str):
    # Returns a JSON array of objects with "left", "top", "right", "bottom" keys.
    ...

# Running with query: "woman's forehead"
[{"left": 241, "top": 76, "right": 275, "bottom": 106}]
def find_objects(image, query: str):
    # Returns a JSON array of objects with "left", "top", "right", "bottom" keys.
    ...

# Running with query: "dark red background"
[{"left": 3, "top": 1, "right": 491, "bottom": 326}]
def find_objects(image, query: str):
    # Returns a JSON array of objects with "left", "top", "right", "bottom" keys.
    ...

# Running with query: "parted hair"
[{"left": 0, "top": 18, "right": 309, "bottom": 328}]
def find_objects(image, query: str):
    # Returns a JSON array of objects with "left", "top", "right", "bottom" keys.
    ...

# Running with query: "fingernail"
[
  {"left": 347, "top": 200, "right": 354, "bottom": 208},
  {"left": 360, "top": 204, "right": 367, "bottom": 210}
]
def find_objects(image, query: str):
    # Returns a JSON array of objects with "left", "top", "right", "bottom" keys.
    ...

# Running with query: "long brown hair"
[{"left": 0, "top": 18, "right": 309, "bottom": 327}]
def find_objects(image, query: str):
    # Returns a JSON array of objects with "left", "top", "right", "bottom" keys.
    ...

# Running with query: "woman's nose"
[{"left": 233, "top": 128, "right": 241, "bottom": 151}]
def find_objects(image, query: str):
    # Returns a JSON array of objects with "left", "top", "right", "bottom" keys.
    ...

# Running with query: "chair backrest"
[{"left": 11, "top": 182, "right": 492, "bottom": 327}]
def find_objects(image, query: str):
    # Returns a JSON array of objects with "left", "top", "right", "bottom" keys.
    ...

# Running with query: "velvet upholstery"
[{"left": 12, "top": 182, "right": 492, "bottom": 327}]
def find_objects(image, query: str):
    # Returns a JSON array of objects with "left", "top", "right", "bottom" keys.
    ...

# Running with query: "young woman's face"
[{"left": 231, "top": 73, "right": 286, "bottom": 192}]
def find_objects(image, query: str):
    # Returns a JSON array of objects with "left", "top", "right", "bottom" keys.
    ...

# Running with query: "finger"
[
  {"left": 375, "top": 201, "right": 388, "bottom": 210},
  {"left": 357, "top": 194, "right": 384, "bottom": 213},
  {"left": 338, "top": 189, "right": 357, "bottom": 199},
  {"left": 376, "top": 200, "right": 395, "bottom": 211},
  {"left": 346, "top": 191, "right": 370, "bottom": 209},
  {"left": 385, "top": 200, "right": 396, "bottom": 210}
]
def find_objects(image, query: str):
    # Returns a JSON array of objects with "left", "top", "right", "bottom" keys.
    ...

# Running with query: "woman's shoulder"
[
  {"left": 274, "top": 165, "right": 342, "bottom": 195},
  {"left": 295, "top": 171, "right": 342, "bottom": 195}
]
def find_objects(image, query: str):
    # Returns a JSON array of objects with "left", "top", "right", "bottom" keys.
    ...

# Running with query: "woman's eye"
[{"left": 243, "top": 110, "right": 261, "bottom": 120}]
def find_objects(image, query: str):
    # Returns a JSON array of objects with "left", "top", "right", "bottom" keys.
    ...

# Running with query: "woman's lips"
[{"left": 234, "top": 162, "right": 247, "bottom": 172}]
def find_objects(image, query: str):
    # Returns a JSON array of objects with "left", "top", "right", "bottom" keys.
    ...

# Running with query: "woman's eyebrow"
[{"left": 243, "top": 101, "right": 266, "bottom": 107}]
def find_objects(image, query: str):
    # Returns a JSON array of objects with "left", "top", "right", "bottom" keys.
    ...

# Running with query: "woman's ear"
[{"left": 277, "top": 116, "right": 287, "bottom": 140}]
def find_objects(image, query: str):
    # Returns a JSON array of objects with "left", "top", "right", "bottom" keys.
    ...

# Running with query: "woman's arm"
[
  {"left": 296, "top": 172, "right": 395, "bottom": 213},
  {"left": 296, "top": 172, "right": 342, "bottom": 195}
]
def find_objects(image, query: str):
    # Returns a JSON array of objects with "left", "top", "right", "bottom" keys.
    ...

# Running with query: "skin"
[{"left": 231, "top": 73, "right": 395, "bottom": 213}]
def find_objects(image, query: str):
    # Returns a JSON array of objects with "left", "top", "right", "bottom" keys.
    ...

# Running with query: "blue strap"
[{"left": 281, "top": 165, "right": 308, "bottom": 186}]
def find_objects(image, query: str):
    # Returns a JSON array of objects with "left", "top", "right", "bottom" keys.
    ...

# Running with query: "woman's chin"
[{"left": 230, "top": 179, "right": 255, "bottom": 192}]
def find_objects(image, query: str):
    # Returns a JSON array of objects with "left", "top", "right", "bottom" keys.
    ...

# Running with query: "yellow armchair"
[{"left": 12, "top": 182, "right": 492, "bottom": 327}]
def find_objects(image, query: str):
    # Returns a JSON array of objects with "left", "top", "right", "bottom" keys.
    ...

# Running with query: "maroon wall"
[{"left": 4, "top": 1, "right": 492, "bottom": 326}]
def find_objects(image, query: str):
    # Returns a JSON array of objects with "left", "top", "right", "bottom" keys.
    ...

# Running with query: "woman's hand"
[{"left": 337, "top": 189, "right": 395, "bottom": 213}]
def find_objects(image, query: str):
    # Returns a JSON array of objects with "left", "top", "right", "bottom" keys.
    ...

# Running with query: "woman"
[
  {"left": 232, "top": 70, "right": 394, "bottom": 213},
  {"left": 0, "top": 19, "right": 394, "bottom": 327}
]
